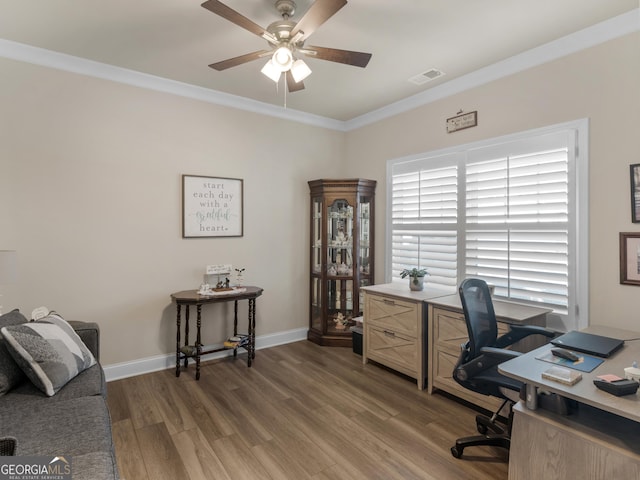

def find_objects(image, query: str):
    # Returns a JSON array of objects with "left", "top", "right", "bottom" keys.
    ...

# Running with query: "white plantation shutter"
[
  {"left": 464, "top": 133, "right": 570, "bottom": 312},
  {"left": 465, "top": 230, "right": 569, "bottom": 311},
  {"left": 388, "top": 124, "right": 585, "bottom": 329},
  {"left": 390, "top": 155, "right": 459, "bottom": 288},
  {"left": 391, "top": 162, "right": 458, "bottom": 225},
  {"left": 391, "top": 231, "right": 458, "bottom": 287}
]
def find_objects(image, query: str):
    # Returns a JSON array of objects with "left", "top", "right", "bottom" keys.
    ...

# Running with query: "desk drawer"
[
  {"left": 434, "top": 308, "right": 509, "bottom": 351},
  {"left": 433, "top": 348, "right": 502, "bottom": 411},
  {"left": 366, "top": 295, "right": 419, "bottom": 337},
  {"left": 363, "top": 289, "right": 426, "bottom": 390},
  {"left": 366, "top": 326, "right": 418, "bottom": 375},
  {"left": 434, "top": 310, "right": 468, "bottom": 350}
]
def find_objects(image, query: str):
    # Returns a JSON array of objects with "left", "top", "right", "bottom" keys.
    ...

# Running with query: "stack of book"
[{"left": 223, "top": 335, "right": 249, "bottom": 349}]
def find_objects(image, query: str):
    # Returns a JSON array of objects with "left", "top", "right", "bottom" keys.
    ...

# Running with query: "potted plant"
[{"left": 400, "top": 268, "right": 429, "bottom": 291}]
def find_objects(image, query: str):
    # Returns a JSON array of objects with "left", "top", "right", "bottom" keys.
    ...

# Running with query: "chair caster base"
[
  {"left": 451, "top": 434, "right": 510, "bottom": 460},
  {"left": 451, "top": 445, "right": 463, "bottom": 458}
]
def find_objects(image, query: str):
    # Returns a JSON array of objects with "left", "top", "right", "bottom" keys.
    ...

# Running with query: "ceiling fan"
[{"left": 201, "top": 0, "right": 372, "bottom": 92}]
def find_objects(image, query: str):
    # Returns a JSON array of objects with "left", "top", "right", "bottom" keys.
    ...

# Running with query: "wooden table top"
[{"left": 171, "top": 286, "right": 263, "bottom": 304}]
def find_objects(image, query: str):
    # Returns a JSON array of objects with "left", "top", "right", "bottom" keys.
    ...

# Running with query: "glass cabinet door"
[
  {"left": 358, "top": 196, "right": 372, "bottom": 309},
  {"left": 326, "top": 199, "right": 354, "bottom": 333},
  {"left": 310, "top": 197, "right": 323, "bottom": 332},
  {"left": 326, "top": 199, "right": 353, "bottom": 276}
]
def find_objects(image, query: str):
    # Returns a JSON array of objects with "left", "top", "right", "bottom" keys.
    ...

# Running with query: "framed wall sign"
[
  {"left": 446, "top": 111, "right": 478, "bottom": 133},
  {"left": 630, "top": 164, "right": 640, "bottom": 223},
  {"left": 620, "top": 232, "right": 640, "bottom": 286},
  {"left": 182, "top": 175, "right": 243, "bottom": 238}
]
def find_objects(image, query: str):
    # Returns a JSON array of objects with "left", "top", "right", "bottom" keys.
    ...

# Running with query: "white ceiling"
[{"left": 0, "top": 0, "right": 637, "bottom": 122}]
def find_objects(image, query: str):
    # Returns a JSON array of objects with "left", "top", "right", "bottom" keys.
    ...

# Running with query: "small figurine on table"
[{"left": 235, "top": 268, "right": 245, "bottom": 286}]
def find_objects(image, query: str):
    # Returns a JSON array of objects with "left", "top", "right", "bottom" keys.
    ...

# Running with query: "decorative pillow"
[
  {"left": 0, "top": 309, "right": 28, "bottom": 395},
  {"left": 1, "top": 313, "right": 96, "bottom": 396}
]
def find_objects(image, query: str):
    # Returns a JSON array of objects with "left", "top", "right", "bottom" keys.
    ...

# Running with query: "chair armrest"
[
  {"left": 68, "top": 320, "right": 100, "bottom": 361},
  {"left": 479, "top": 346, "right": 521, "bottom": 361},
  {"left": 455, "top": 347, "right": 521, "bottom": 381},
  {"left": 494, "top": 324, "right": 555, "bottom": 349}
]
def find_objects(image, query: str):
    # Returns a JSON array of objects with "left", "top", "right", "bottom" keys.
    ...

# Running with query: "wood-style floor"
[{"left": 106, "top": 341, "right": 509, "bottom": 480}]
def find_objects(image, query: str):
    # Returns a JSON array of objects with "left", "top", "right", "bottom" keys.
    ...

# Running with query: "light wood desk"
[
  {"left": 499, "top": 326, "right": 640, "bottom": 421},
  {"left": 499, "top": 327, "right": 640, "bottom": 479},
  {"left": 361, "top": 283, "right": 453, "bottom": 390},
  {"left": 428, "top": 294, "right": 550, "bottom": 410},
  {"left": 362, "top": 283, "right": 550, "bottom": 401}
]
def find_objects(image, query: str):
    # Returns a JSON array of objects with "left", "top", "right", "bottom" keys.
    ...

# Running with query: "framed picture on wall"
[
  {"left": 182, "top": 175, "right": 243, "bottom": 238},
  {"left": 631, "top": 164, "right": 640, "bottom": 223},
  {"left": 620, "top": 232, "right": 640, "bottom": 286}
]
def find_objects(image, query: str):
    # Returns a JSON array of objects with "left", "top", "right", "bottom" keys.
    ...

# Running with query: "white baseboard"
[{"left": 103, "top": 327, "right": 308, "bottom": 382}]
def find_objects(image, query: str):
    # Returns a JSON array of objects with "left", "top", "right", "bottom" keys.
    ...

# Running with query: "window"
[{"left": 387, "top": 121, "right": 588, "bottom": 331}]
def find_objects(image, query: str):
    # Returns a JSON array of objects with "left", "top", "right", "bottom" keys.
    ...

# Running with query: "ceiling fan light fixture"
[
  {"left": 261, "top": 60, "right": 282, "bottom": 82},
  {"left": 291, "top": 59, "right": 311, "bottom": 83},
  {"left": 272, "top": 46, "right": 293, "bottom": 71},
  {"left": 202, "top": 0, "right": 372, "bottom": 93}
]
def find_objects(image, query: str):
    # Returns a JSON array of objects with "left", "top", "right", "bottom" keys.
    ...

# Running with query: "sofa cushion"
[
  {"left": 1, "top": 396, "right": 114, "bottom": 456},
  {"left": 0, "top": 363, "right": 105, "bottom": 414},
  {"left": 1, "top": 314, "right": 96, "bottom": 396},
  {"left": 0, "top": 309, "right": 28, "bottom": 395},
  {"left": 72, "top": 451, "right": 120, "bottom": 480}
]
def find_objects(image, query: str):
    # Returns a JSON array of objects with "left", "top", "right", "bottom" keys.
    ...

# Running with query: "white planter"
[{"left": 409, "top": 276, "right": 424, "bottom": 291}]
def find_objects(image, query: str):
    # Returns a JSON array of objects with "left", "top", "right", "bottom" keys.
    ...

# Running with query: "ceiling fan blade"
[
  {"left": 201, "top": 1, "right": 275, "bottom": 42},
  {"left": 302, "top": 46, "right": 372, "bottom": 68},
  {"left": 286, "top": 71, "right": 305, "bottom": 92},
  {"left": 290, "top": 0, "right": 347, "bottom": 41},
  {"left": 209, "top": 50, "right": 272, "bottom": 71}
]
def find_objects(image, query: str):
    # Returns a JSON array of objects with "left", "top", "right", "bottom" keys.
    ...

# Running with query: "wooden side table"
[{"left": 170, "top": 286, "right": 263, "bottom": 380}]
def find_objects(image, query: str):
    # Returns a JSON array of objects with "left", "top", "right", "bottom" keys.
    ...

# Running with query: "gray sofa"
[{"left": 0, "top": 310, "right": 119, "bottom": 480}]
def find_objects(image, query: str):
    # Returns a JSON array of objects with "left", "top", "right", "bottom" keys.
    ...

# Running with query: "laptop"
[{"left": 551, "top": 331, "right": 625, "bottom": 358}]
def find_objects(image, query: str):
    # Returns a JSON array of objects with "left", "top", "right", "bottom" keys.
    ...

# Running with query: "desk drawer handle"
[
  {"left": 383, "top": 299, "right": 396, "bottom": 306},
  {"left": 383, "top": 330, "right": 396, "bottom": 337}
]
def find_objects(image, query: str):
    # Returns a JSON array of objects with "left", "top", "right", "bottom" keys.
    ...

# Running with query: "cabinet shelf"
[{"left": 308, "top": 179, "right": 376, "bottom": 347}]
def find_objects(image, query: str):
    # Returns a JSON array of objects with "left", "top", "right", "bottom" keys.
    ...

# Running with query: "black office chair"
[{"left": 450, "top": 278, "right": 554, "bottom": 459}]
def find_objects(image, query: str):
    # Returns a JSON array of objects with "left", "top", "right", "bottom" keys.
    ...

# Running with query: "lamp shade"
[
  {"left": 261, "top": 60, "right": 282, "bottom": 82},
  {"left": 272, "top": 47, "right": 293, "bottom": 71},
  {"left": 0, "top": 250, "right": 16, "bottom": 284},
  {"left": 291, "top": 59, "right": 312, "bottom": 83}
]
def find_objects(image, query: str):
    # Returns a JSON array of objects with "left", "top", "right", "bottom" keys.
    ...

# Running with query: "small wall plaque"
[{"left": 446, "top": 111, "right": 478, "bottom": 133}]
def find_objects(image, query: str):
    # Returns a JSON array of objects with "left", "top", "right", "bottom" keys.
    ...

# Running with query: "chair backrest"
[{"left": 458, "top": 278, "right": 498, "bottom": 359}]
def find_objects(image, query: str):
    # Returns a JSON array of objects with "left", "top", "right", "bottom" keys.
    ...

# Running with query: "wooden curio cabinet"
[{"left": 308, "top": 179, "right": 376, "bottom": 346}]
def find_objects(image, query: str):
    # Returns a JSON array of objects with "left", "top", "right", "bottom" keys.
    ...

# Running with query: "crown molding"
[
  {"left": 0, "top": 38, "right": 343, "bottom": 131},
  {"left": 345, "top": 9, "right": 639, "bottom": 131},
  {"left": 0, "top": 9, "right": 637, "bottom": 133}
]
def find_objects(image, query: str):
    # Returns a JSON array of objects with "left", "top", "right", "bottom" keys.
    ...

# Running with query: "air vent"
[{"left": 409, "top": 68, "right": 445, "bottom": 85}]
